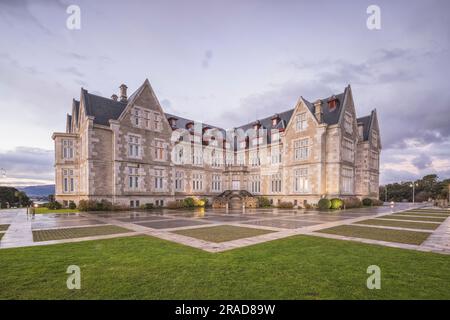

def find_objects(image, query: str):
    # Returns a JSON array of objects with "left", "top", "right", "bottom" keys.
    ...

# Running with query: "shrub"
[
  {"left": 47, "top": 201, "right": 62, "bottom": 210},
  {"left": 371, "top": 199, "right": 384, "bottom": 206},
  {"left": 362, "top": 198, "right": 373, "bottom": 206},
  {"left": 304, "top": 203, "right": 314, "bottom": 210},
  {"left": 318, "top": 198, "right": 331, "bottom": 210},
  {"left": 258, "top": 196, "right": 271, "bottom": 208},
  {"left": 68, "top": 202, "right": 77, "bottom": 209},
  {"left": 343, "top": 197, "right": 362, "bottom": 209},
  {"left": 278, "top": 201, "right": 294, "bottom": 209},
  {"left": 193, "top": 198, "right": 205, "bottom": 207},
  {"left": 330, "top": 198, "right": 343, "bottom": 210},
  {"left": 78, "top": 199, "right": 113, "bottom": 211},
  {"left": 183, "top": 197, "right": 195, "bottom": 208},
  {"left": 143, "top": 203, "right": 154, "bottom": 210},
  {"left": 200, "top": 198, "right": 209, "bottom": 207}
]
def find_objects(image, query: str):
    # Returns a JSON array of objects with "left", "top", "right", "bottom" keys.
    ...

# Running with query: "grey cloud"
[
  {"left": 412, "top": 154, "right": 433, "bottom": 170},
  {"left": 0, "top": 147, "right": 54, "bottom": 181}
]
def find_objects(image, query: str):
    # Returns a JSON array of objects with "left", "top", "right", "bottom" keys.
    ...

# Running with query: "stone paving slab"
[
  {"left": 31, "top": 219, "right": 105, "bottom": 230},
  {"left": 243, "top": 218, "right": 321, "bottom": 229},
  {"left": 117, "top": 215, "right": 172, "bottom": 222},
  {"left": 201, "top": 215, "right": 258, "bottom": 222},
  {"left": 136, "top": 219, "right": 211, "bottom": 229},
  {"left": 288, "top": 215, "right": 352, "bottom": 222}
]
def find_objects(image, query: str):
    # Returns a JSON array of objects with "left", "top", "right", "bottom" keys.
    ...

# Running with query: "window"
[
  {"left": 154, "top": 140, "right": 165, "bottom": 161},
  {"left": 271, "top": 147, "right": 282, "bottom": 164},
  {"left": 294, "top": 138, "right": 309, "bottom": 160},
  {"left": 250, "top": 152, "right": 260, "bottom": 167},
  {"left": 342, "top": 138, "right": 354, "bottom": 162},
  {"left": 144, "top": 110, "right": 151, "bottom": 129},
  {"left": 342, "top": 167, "right": 354, "bottom": 194},
  {"left": 174, "top": 145, "right": 185, "bottom": 164},
  {"left": 249, "top": 175, "right": 261, "bottom": 193},
  {"left": 293, "top": 168, "right": 309, "bottom": 193},
  {"left": 236, "top": 153, "right": 245, "bottom": 165},
  {"left": 370, "top": 151, "right": 379, "bottom": 169},
  {"left": 62, "top": 140, "right": 74, "bottom": 159},
  {"left": 154, "top": 169, "right": 164, "bottom": 190},
  {"left": 153, "top": 112, "right": 162, "bottom": 131},
  {"left": 62, "top": 169, "right": 74, "bottom": 193},
  {"left": 271, "top": 173, "right": 282, "bottom": 193},
  {"left": 175, "top": 171, "right": 184, "bottom": 191},
  {"left": 271, "top": 131, "right": 280, "bottom": 143},
  {"left": 192, "top": 173, "right": 203, "bottom": 191},
  {"left": 128, "top": 167, "right": 139, "bottom": 189},
  {"left": 226, "top": 151, "right": 234, "bottom": 165},
  {"left": 132, "top": 108, "right": 140, "bottom": 127},
  {"left": 344, "top": 112, "right": 353, "bottom": 134},
  {"left": 211, "top": 150, "right": 222, "bottom": 167},
  {"left": 128, "top": 135, "right": 140, "bottom": 158},
  {"left": 193, "top": 147, "right": 203, "bottom": 166},
  {"left": 252, "top": 136, "right": 264, "bottom": 146},
  {"left": 212, "top": 174, "right": 222, "bottom": 192},
  {"left": 239, "top": 141, "right": 246, "bottom": 149},
  {"left": 295, "top": 112, "right": 307, "bottom": 131}
]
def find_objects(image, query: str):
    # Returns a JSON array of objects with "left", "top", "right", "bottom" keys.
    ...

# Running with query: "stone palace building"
[{"left": 52, "top": 79, "right": 381, "bottom": 208}]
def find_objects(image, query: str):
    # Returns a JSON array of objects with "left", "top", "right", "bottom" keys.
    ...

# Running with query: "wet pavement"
[{"left": 1, "top": 203, "right": 448, "bottom": 254}]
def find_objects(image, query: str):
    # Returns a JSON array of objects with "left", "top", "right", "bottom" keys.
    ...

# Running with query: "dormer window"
[
  {"left": 168, "top": 117, "right": 177, "bottom": 127},
  {"left": 327, "top": 96, "right": 339, "bottom": 111},
  {"left": 271, "top": 114, "right": 280, "bottom": 126}
]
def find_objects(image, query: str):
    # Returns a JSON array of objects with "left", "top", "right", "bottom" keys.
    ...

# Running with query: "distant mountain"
[{"left": 18, "top": 185, "right": 55, "bottom": 197}]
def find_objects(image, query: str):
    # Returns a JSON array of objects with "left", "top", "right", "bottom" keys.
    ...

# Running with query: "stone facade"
[{"left": 52, "top": 79, "right": 381, "bottom": 208}]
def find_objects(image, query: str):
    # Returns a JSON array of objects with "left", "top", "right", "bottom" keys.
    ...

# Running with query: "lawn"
[
  {"left": 33, "top": 225, "right": 132, "bottom": 242},
  {"left": 35, "top": 208, "right": 80, "bottom": 214},
  {"left": 396, "top": 212, "right": 450, "bottom": 218},
  {"left": 173, "top": 225, "right": 275, "bottom": 242},
  {"left": 0, "top": 235, "right": 449, "bottom": 299},
  {"left": 381, "top": 215, "right": 446, "bottom": 222},
  {"left": 317, "top": 225, "right": 431, "bottom": 245},
  {"left": 355, "top": 219, "right": 440, "bottom": 230}
]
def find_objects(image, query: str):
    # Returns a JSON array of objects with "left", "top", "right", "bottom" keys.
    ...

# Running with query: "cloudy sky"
[{"left": 0, "top": 0, "right": 449, "bottom": 186}]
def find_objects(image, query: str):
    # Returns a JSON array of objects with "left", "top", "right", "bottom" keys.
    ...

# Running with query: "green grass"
[
  {"left": 35, "top": 208, "right": 80, "bottom": 214},
  {"left": 409, "top": 210, "right": 450, "bottom": 214},
  {"left": 173, "top": 225, "right": 275, "bottom": 243},
  {"left": 317, "top": 225, "right": 431, "bottom": 245},
  {"left": 395, "top": 212, "right": 450, "bottom": 218},
  {"left": 33, "top": 225, "right": 132, "bottom": 242},
  {"left": 0, "top": 224, "right": 10, "bottom": 231},
  {"left": 355, "top": 219, "right": 440, "bottom": 230},
  {"left": 381, "top": 215, "right": 446, "bottom": 222},
  {"left": 0, "top": 235, "right": 449, "bottom": 299}
]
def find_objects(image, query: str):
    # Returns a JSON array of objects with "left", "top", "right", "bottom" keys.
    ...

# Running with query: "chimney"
[
  {"left": 111, "top": 94, "right": 118, "bottom": 101},
  {"left": 314, "top": 99, "right": 323, "bottom": 123},
  {"left": 119, "top": 84, "right": 128, "bottom": 102}
]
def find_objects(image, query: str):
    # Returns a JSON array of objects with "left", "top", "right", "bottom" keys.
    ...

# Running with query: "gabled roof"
[
  {"left": 357, "top": 111, "right": 374, "bottom": 141},
  {"left": 66, "top": 114, "right": 72, "bottom": 133},
  {"left": 67, "top": 83, "right": 367, "bottom": 145},
  {"left": 302, "top": 91, "right": 346, "bottom": 125},
  {"left": 81, "top": 89, "right": 127, "bottom": 126}
]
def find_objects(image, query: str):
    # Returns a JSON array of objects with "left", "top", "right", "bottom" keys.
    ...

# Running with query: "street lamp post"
[{"left": 409, "top": 181, "right": 418, "bottom": 203}]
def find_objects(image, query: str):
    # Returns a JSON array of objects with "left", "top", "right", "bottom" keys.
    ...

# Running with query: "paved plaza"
[{"left": 0, "top": 203, "right": 449, "bottom": 254}]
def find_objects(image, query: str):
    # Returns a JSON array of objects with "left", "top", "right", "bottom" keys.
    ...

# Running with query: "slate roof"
[
  {"left": 357, "top": 113, "right": 373, "bottom": 141},
  {"left": 82, "top": 89, "right": 127, "bottom": 126},
  {"left": 68, "top": 84, "right": 372, "bottom": 142}
]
